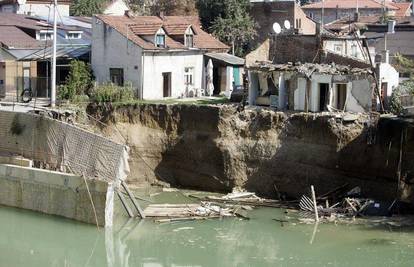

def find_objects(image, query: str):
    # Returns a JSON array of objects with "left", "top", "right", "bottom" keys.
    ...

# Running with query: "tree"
[
  {"left": 58, "top": 60, "right": 93, "bottom": 100},
  {"left": 196, "top": 0, "right": 226, "bottom": 30},
  {"left": 70, "top": 0, "right": 104, "bottom": 16},
  {"left": 208, "top": 0, "right": 256, "bottom": 56},
  {"left": 129, "top": 0, "right": 197, "bottom": 16}
]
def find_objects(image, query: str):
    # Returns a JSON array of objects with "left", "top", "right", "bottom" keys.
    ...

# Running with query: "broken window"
[
  {"left": 110, "top": 68, "right": 124, "bottom": 86},
  {"left": 319, "top": 83, "right": 329, "bottom": 111},
  {"left": 336, "top": 84, "right": 347, "bottom": 110},
  {"left": 334, "top": 44, "right": 342, "bottom": 54},
  {"left": 184, "top": 67, "right": 194, "bottom": 85},
  {"left": 351, "top": 44, "right": 358, "bottom": 57}
]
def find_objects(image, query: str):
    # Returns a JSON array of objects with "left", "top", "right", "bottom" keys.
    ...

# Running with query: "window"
[
  {"left": 185, "top": 34, "right": 194, "bottom": 48},
  {"left": 39, "top": 31, "right": 53, "bottom": 40},
  {"left": 334, "top": 44, "right": 342, "bottom": 54},
  {"left": 156, "top": 34, "right": 165, "bottom": 48},
  {"left": 295, "top": 19, "right": 302, "bottom": 29},
  {"left": 184, "top": 67, "right": 194, "bottom": 86},
  {"left": 66, "top": 32, "right": 82, "bottom": 39},
  {"left": 110, "top": 68, "right": 124, "bottom": 86},
  {"left": 351, "top": 44, "right": 358, "bottom": 57}
]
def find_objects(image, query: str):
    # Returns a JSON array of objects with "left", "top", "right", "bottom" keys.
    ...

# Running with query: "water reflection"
[{"left": 1, "top": 205, "right": 414, "bottom": 267}]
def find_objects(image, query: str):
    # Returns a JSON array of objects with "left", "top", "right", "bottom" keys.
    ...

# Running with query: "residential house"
[
  {"left": 0, "top": 0, "right": 71, "bottom": 16},
  {"left": 302, "top": 0, "right": 406, "bottom": 25},
  {"left": 92, "top": 14, "right": 245, "bottom": 100},
  {"left": 246, "top": 31, "right": 399, "bottom": 112},
  {"left": 248, "top": 61, "right": 375, "bottom": 113},
  {"left": 250, "top": 1, "right": 317, "bottom": 46},
  {"left": 0, "top": 14, "right": 91, "bottom": 101}
]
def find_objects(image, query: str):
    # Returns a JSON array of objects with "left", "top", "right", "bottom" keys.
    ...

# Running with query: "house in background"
[
  {"left": 0, "top": 0, "right": 72, "bottom": 16},
  {"left": 102, "top": 0, "right": 130, "bottom": 16},
  {"left": 246, "top": 29, "right": 400, "bottom": 112},
  {"left": 92, "top": 14, "right": 242, "bottom": 100},
  {"left": 0, "top": 14, "right": 91, "bottom": 101},
  {"left": 248, "top": 62, "right": 375, "bottom": 113},
  {"left": 301, "top": 0, "right": 410, "bottom": 25},
  {"left": 250, "top": 0, "right": 316, "bottom": 47}
]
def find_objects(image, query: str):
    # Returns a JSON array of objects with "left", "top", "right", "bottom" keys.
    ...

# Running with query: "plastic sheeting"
[{"left": 0, "top": 110, "right": 130, "bottom": 227}]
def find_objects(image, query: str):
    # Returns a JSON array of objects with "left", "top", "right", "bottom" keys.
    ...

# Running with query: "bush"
[
  {"left": 58, "top": 60, "right": 93, "bottom": 101},
  {"left": 390, "top": 80, "right": 414, "bottom": 115},
  {"left": 91, "top": 83, "right": 135, "bottom": 103}
]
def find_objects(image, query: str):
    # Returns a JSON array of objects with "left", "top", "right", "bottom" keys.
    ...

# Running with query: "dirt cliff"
[{"left": 87, "top": 103, "right": 414, "bottom": 203}]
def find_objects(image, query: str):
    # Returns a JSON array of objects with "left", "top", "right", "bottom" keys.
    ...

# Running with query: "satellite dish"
[
  {"left": 284, "top": 20, "right": 291, "bottom": 30},
  {"left": 273, "top": 22, "right": 281, "bottom": 34}
]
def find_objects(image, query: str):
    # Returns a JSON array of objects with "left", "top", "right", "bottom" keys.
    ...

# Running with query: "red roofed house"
[
  {"left": 302, "top": 0, "right": 409, "bottom": 24},
  {"left": 0, "top": 0, "right": 71, "bottom": 16},
  {"left": 92, "top": 14, "right": 242, "bottom": 99}
]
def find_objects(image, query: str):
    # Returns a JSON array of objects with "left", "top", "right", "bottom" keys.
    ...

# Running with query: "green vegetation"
[
  {"left": 70, "top": 0, "right": 104, "bottom": 16},
  {"left": 198, "top": 0, "right": 256, "bottom": 56},
  {"left": 58, "top": 60, "right": 93, "bottom": 101},
  {"left": 90, "top": 83, "right": 135, "bottom": 103},
  {"left": 390, "top": 80, "right": 414, "bottom": 115},
  {"left": 395, "top": 53, "right": 414, "bottom": 79}
]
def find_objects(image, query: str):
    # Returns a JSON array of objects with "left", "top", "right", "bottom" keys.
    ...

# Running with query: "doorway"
[
  {"left": 319, "top": 83, "right": 329, "bottom": 111},
  {"left": 162, "top": 72, "right": 171, "bottom": 97},
  {"left": 336, "top": 84, "right": 347, "bottom": 110}
]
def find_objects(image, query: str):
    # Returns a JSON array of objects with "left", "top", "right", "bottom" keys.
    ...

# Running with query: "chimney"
[
  {"left": 159, "top": 11, "right": 165, "bottom": 20},
  {"left": 354, "top": 12, "right": 360, "bottom": 22},
  {"left": 125, "top": 10, "right": 134, "bottom": 18}
]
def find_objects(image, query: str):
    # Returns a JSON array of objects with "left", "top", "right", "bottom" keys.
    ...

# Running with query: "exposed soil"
[{"left": 87, "top": 103, "right": 414, "bottom": 203}]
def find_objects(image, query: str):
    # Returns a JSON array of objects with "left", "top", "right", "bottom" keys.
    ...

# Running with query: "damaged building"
[{"left": 248, "top": 62, "right": 375, "bottom": 113}]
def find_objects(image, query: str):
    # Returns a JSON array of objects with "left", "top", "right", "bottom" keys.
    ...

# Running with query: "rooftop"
[
  {"left": 302, "top": 0, "right": 398, "bottom": 10},
  {"left": 95, "top": 15, "right": 229, "bottom": 51},
  {"left": 248, "top": 61, "right": 373, "bottom": 77}
]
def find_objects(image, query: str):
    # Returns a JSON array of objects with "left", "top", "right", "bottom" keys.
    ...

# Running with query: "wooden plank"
[
  {"left": 117, "top": 190, "right": 135, "bottom": 218},
  {"left": 121, "top": 181, "right": 145, "bottom": 219}
]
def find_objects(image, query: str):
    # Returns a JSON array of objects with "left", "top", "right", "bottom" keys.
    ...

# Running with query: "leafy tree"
[
  {"left": 129, "top": 0, "right": 197, "bottom": 16},
  {"left": 395, "top": 53, "right": 414, "bottom": 78},
  {"left": 70, "top": 0, "right": 104, "bottom": 16},
  {"left": 208, "top": 0, "right": 256, "bottom": 56},
  {"left": 196, "top": 0, "right": 226, "bottom": 30}
]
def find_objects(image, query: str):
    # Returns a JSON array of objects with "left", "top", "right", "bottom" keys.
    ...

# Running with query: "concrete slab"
[{"left": 0, "top": 164, "right": 109, "bottom": 226}]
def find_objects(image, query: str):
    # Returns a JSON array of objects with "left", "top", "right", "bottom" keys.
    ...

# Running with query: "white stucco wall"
[
  {"left": 103, "top": 0, "right": 129, "bottom": 16},
  {"left": 92, "top": 18, "right": 143, "bottom": 95},
  {"left": 17, "top": 3, "right": 70, "bottom": 16},
  {"left": 142, "top": 51, "right": 204, "bottom": 99},
  {"left": 324, "top": 39, "right": 369, "bottom": 63},
  {"left": 379, "top": 63, "right": 399, "bottom": 97}
]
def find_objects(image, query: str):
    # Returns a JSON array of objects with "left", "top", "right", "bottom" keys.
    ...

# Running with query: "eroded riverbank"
[{"left": 86, "top": 104, "right": 414, "bottom": 204}]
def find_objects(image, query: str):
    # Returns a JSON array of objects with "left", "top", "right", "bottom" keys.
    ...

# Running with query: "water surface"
[{"left": 1, "top": 191, "right": 414, "bottom": 267}]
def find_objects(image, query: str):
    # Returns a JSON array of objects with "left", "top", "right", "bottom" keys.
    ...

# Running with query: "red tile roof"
[
  {"left": 163, "top": 24, "right": 192, "bottom": 35},
  {"left": 302, "top": 0, "right": 398, "bottom": 10},
  {"left": 0, "top": 13, "right": 47, "bottom": 30},
  {"left": 96, "top": 15, "right": 229, "bottom": 51},
  {"left": 392, "top": 2, "right": 412, "bottom": 17},
  {"left": 0, "top": 26, "right": 42, "bottom": 49}
]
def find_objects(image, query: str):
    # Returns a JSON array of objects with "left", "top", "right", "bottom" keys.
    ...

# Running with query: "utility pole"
[{"left": 51, "top": 0, "right": 57, "bottom": 107}]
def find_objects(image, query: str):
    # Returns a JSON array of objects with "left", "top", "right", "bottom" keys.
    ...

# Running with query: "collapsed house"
[{"left": 248, "top": 61, "right": 375, "bottom": 113}]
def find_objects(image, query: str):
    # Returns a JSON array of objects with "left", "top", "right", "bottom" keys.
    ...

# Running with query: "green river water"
[{"left": 1, "top": 191, "right": 414, "bottom": 267}]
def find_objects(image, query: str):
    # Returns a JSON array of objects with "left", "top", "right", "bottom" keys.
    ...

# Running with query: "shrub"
[
  {"left": 390, "top": 80, "right": 414, "bottom": 115},
  {"left": 91, "top": 83, "right": 135, "bottom": 103},
  {"left": 58, "top": 60, "right": 93, "bottom": 101}
]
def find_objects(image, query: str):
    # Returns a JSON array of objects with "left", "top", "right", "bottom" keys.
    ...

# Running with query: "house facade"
[
  {"left": 92, "top": 15, "right": 231, "bottom": 100},
  {"left": 0, "top": 0, "right": 71, "bottom": 16},
  {"left": 102, "top": 0, "right": 130, "bottom": 16},
  {"left": 249, "top": 0, "right": 316, "bottom": 47},
  {"left": 248, "top": 62, "right": 375, "bottom": 113},
  {"left": 0, "top": 14, "right": 91, "bottom": 101}
]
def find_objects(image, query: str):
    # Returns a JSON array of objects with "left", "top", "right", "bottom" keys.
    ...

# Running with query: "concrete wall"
[
  {"left": 92, "top": 17, "right": 143, "bottom": 95},
  {"left": 324, "top": 39, "right": 369, "bottom": 63},
  {"left": 0, "top": 164, "right": 109, "bottom": 226},
  {"left": 142, "top": 51, "right": 204, "bottom": 99},
  {"left": 379, "top": 62, "right": 399, "bottom": 97}
]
